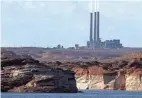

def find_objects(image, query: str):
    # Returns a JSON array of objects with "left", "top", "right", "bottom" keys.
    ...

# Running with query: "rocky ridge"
[
  {"left": 71, "top": 59, "right": 142, "bottom": 90},
  {"left": 1, "top": 49, "right": 142, "bottom": 91},
  {"left": 1, "top": 49, "right": 77, "bottom": 93},
  {"left": 45, "top": 56, "right": 142, "bottom": 91}
]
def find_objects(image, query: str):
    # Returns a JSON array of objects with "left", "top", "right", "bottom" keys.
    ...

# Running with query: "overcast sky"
[{"left": 1, "top": 0, "right": 142, "bottom": 47}]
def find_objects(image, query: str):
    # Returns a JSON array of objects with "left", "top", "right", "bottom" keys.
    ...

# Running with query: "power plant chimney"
[
  {"left": 89, "top": 13, "right": 93, "bottom": 48},
  {"left": 94, "top": 12, "right": 97, "bottom": 48},
  {"left": 96, "top": 11, "right": 100, "bottom": 48}
]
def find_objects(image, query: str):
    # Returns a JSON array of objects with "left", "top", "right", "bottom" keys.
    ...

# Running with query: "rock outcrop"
[
  {"left": 71, "top": 59, "right": 142, "bottom": 91},
  {"left": 125, "top": 69, "right": 142, "bottom": 91},
  {"left": 44, "top": 58, "right": 142, "bottom": 91},
  {"left": 1, "top": 50, "right": 77, "bottom": 93},
  {"left": 1, "top": 49, "right": 142, "bottom": 91}
]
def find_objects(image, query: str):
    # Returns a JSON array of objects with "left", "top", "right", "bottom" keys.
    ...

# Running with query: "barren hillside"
[
  {"left": 2, "top": 47, "right": 142, "bottom": 62},
  {"left": 101, "top": 52, "right": 142, "bottom": 63}
]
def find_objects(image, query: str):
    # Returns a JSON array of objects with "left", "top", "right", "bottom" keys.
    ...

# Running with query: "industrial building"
[{"left": 101, "top": 40, "right": 123, "bottom": 49}]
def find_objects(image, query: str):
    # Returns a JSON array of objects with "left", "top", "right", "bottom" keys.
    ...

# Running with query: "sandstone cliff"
[
  {"left": 72, "top": 59, "right": 142, "bottom": 91},
  {"left": 1, "top": 50, "right": 77, "bottom": 93},
  {"left": 43, "top": 56, "right": 142, "bottom": 91},
  {"left": 1, "top": 49, "right": 142, "bottom": 91}
]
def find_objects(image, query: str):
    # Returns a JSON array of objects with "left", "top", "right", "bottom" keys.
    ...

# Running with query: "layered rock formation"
[
  {"left": 125, "top": 69, "right": 142, "bottom": 91},
  {"left": 72, "top": 59, "right": 142, "bottom": 91},
  {"left": 1, "top": 50, "right": 77, "bottom": 93},
  {"left": 1, "top": 49, "right": 142, "bottom": 91},
  {"left": 44, "top": 59, "right": 142, "bottom": 91}
]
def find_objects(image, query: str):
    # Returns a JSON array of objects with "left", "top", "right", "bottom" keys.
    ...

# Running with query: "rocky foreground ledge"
[
  {"left": 1, "top": 49, "right": 142, "bottom": 92},
  {"left": 1, "top": 49, "right": 78, "bottom": 93},
  {"left": 45, "top": 57, "right": 142, "bottom": 91}
]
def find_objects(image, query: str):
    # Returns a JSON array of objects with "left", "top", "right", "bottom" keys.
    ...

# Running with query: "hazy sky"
[{"left": 1, "top": 0, "right": 142, "bottom": 47}]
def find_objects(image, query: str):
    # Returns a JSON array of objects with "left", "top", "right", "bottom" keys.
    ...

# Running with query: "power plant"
[
  {"left": 54, "top": 1, "right": 123, "bottom": 50},
  {"left": 87, "top": 2, "right": 123, "bottom": 49},
  {"left": 55, "top": 10, "right": 123, "bottom": 50}
]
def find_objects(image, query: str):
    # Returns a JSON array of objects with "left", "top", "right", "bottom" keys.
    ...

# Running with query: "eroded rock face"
[
  {"left": 126, "top": 69, "right": 142, "bottom": 91},
  {"left": 1, "top": 50, "right": 77, "bottom": 93},
  {"left": 2, "top": 49, "right": 142, "bottom": 91},
  {"left": 44, "top": 58, "right": 142, "bottom": 91},
  {"left": 72, "top": 59, "right": 142, "bottom": 91},
  {"left": 72, "top": 66, "right": 104, "bottom": 89}
]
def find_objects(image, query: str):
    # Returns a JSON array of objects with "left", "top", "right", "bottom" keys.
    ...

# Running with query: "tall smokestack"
[
  {"left": 90, "top": 13, "right": 93, "bottom": 48},
  {"left": 96, "top": 11, "right": 100, "bottom": 47},
  {"left": 96, "top": 12, "right": 99, "bottom": 42},
  {"left": 94, "top": 12, "right": 97, "bottom": 48}
]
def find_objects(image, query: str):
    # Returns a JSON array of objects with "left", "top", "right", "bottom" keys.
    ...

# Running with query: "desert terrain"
[
  {"left": 2, "top": 47, "right": 142, "bottom": 62},
  {"left": 1, "top": 47, "right": 142, "bottom": 92}
]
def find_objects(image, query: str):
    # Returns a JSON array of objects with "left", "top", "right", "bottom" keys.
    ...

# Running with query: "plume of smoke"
[
  {"left": 88, "top": 0, "right": 99, "bottom": 12},
  {"left": 88, "top": 0, "right": 93, "bottom": 12},
  {"left": 96, "top": 0, "right": 99, "bottom": 11}
]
